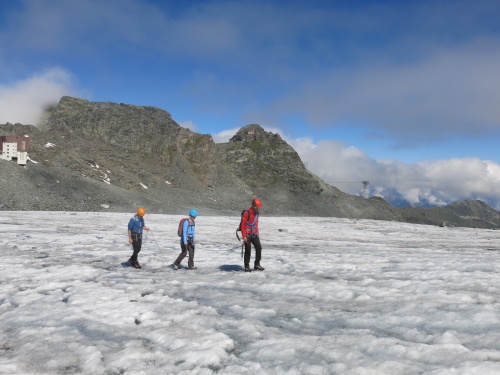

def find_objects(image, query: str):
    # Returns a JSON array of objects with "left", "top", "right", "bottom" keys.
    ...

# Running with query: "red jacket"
[{"left": 240, "top": 207, "right": 259, "bottom": 239}]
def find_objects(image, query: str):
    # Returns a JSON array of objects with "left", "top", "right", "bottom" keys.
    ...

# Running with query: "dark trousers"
[
  {"left": 244, "top": 235, "right": 262, "bottom": 266},
  {"left": 174, "top": 239, "right": 195, "bottom": 268},
  {"left": 130, "top": 234, "right": 142, "bottom": 262}
]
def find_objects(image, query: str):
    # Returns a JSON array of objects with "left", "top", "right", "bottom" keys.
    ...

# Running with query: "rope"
[
  {"left": 146, "top": 230, "right": 171, "bottom": 266},
  {"left": 200, "top": 245, "right": 242, "bottom": 252},
  {"left": 145, "top": 229, "right": 243, "bottom": 265}
]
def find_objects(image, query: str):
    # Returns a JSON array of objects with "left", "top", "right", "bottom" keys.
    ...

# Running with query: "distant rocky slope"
[{"left": 1, "top": 96, "right": 499, "bottom": 229}]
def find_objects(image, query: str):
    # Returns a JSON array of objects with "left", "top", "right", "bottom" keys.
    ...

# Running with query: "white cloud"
[
  {"left": 0, "top": 67, "right": 81, "bottom": 125},
  {"left": 287, "top": 137, "right": 380, "bottom": 186},
  {"left": 419, "top": 158, "right": 500, "bottom": 198}
]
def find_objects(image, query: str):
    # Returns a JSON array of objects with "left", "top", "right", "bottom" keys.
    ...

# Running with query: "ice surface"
[{"left": 1, "top": 212, "right": 500, "bottom": 374}]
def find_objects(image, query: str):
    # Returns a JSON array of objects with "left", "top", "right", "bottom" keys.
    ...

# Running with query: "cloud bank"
[
  {"left": 289, "top": 137, "right": 500, "bottom": 209},
  {"left": 275, "top": 42, "right": 500, "bottom": 146}
]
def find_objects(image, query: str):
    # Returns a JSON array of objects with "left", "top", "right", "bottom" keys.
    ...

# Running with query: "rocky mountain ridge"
[{"left": 1, "top": 96, "right": 499, "bottom": 229}]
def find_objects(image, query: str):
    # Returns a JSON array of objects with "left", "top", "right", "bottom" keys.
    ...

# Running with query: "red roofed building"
[{"left": 0, "top": 135, "right": 30, "bottom": 165}]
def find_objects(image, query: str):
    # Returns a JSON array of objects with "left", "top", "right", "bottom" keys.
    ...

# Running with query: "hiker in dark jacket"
[
  {"left": 127, "top": 207, "right": 150, "bottom": 269},
  {"left": 173, "top": 209, "right": 198, "bottom": 270},
  {"left": 241, "top": 198, "right": 264, "bottom": 272}
]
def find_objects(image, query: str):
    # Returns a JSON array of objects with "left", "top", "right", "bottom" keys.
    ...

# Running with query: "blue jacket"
[
  {"left": 128, "top": 214, "right": 145, "bottom": 234},
  {"left": 182, "top": 218, "right": 195, "bottom": 244}
]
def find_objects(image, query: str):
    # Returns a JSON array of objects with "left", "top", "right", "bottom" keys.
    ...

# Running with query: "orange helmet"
[
  {"left": 252, "top": 198, "right": 262, "bottom": 208},
  {"left": 137, "top": 207, "right": 146, "bottom": 217}
]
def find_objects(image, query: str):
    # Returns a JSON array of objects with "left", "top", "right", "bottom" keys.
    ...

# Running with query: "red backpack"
[{"left": 177, "top": 218, "right": 188, "bottom": 237}]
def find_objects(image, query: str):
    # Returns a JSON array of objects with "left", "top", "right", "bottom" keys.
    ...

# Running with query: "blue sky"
[{"left": 1, "top": 0, "right": 500, "bottom": 208}]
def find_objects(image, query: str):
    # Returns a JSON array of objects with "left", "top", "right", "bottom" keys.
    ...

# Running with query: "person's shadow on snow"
[{"left": 219, "top": 264, "right": 245, "bottom": 272}]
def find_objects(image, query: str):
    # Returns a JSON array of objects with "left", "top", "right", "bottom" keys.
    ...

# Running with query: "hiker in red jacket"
[{"left": 241, "top": 198, "right": 264, "bottom": 272}]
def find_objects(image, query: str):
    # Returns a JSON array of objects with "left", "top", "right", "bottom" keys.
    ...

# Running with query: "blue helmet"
[{"left": 189, "top": 209, "right": 198, "bottom": 218}]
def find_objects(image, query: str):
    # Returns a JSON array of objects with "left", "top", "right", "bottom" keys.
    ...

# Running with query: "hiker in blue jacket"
[
  {"left": 127, "top": 207, "right": 150, "bottom": 269},
  {"left": 173, "top": 209, "right": 198, "bottom": 270}
]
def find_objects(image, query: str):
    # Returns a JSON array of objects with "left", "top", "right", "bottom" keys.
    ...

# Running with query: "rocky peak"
[
  {"left": 227, "top": 124, "right": 297, "bottom": 160},
  {"left": 216, "top": 123, "right": 319, "bottom": 193},
  {"left": 41, "top": 96, "right": 181, "bottom": 154},
  {"left": 230, "top": 124, "right": 283, "bottom": 144}
]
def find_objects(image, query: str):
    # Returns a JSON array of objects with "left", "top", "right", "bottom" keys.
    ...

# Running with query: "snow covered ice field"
[{"left": 1, "top": 212, "right": 500, "bottom": 375}]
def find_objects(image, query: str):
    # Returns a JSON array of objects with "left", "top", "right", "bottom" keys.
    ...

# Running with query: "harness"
[
  {"left": 130, "top": 215, "right": 144, "bottom": 241},
  {"left": 245, "top": 213, "right": 259, "bottom": 238},
  {"left": 131, "top": 232, "right": 142, "bottom": 242},
  {"left": 186, "top": 222, "right": 195, "bottom": 238},
  {"left": 184, "top": 221, "right": 195, "bottom": 239}
]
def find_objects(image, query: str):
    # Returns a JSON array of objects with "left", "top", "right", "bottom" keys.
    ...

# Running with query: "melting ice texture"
[{"left": 1, "top": 211, "right": 500, "bottom": 374}]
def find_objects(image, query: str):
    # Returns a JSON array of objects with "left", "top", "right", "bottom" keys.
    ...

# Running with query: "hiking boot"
[
  {"left": 133, "top": 261, "right": 141, "bottom": 269},
  {"left": 172, "top": 264, "right": 178, "bottom": 270},
  {"left": 244, "top": 265, "right": 252, "bottom": 272},
  {"left": 189, "top": 266, "right": 197, "bottom": 270},
  {"left": 254, "top": 264, "right": 265, "bottom": 271}
]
